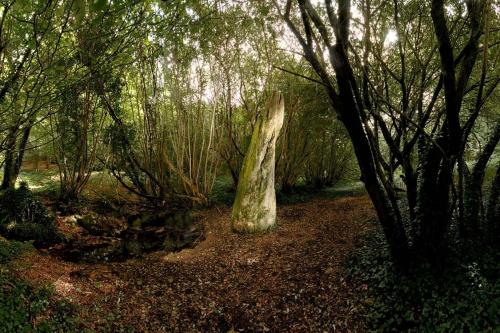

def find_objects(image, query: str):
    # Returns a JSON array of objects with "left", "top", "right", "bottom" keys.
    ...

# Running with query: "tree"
[
  {"left": 276, "top": 0, "right": 499, "bottom": 266},
  {"left": 0, "top": 0, "right": 72, "bottom": 189},
  {"left": 51, "top": 81, "right": 105, "bottom": 201}
]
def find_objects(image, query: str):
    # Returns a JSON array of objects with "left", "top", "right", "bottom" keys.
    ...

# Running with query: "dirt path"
[{"left": 13, "top": 195, "right": 375, "bottom": 332}]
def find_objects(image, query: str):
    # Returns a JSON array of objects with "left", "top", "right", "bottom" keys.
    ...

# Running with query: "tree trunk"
[
  {"left": 283, "top": 0, "right": 410, "bottom": 267},
  {"left": 403, "top": 159, "right": 417, "bottom": 221},
  {"left": 1, "top": 129, "right": 18, "bottom": 190},
  {"left": 332, "top": 43, "right": 410, "bottom": 266},
  {"left": 415, "top": 141, "right": 452, "bottom": 262},
  {"left": 1, "top": 124, "right": 34, "bottom": 190},
  {"left": 463, "top": 124, "right": 500, "bottom": 235},
  {"left": 232, "top": 92, "right": 284, "bottom": 232},
  {"left": 14, "top": 125, "right": 32, "bottom": 179},
  {"left": 486, "top": 165, "right": 500, "bottom": 242}
]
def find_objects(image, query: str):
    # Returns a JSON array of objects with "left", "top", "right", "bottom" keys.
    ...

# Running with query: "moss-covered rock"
[
  {"left": 232, "top": 91, "right": 284, "bottom": 232},
  {"left": 77, "top": 213, "right": 127, "bottom": 236}
]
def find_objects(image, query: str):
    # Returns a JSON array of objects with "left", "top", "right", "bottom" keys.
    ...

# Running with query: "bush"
[
  {"left": 0, "top": 183, "right": 61, "bottom": 246},
  {"left": 345, "top": 231, "right": 500, "bottom": 332}
]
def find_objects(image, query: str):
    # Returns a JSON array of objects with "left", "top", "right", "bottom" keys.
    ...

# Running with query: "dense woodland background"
[{"left": 0, "top": 0, "right": 498, "bottom": 331}]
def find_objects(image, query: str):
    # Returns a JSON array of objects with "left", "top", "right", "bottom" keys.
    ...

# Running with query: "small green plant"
[{"left": 0, "top": 183, "right": 61, "bottom": 246}]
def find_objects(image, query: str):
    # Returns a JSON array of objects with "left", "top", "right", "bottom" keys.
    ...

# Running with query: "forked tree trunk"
[{"left": 232, "top": 91, "right": 284, "bottom": 232}]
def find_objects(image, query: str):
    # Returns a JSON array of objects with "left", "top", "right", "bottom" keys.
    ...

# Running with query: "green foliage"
[
  {"left": 210, "top": 176, "right": 236, "bottom": 205},
  {"left": 0, "top": 240, "right": 32, "bottom": 265},
  {"left": 0, "top": 275, "right": 77, "bottom": 333},
  {"left": 345, "top": 231, "right": 500, "bottom": 332},
  {"left": 0, "top": 240, "right": 78, "bottom": 332},
  {"left": 0, "top": 183, "right": 61, "bottom": 246},
  {"left": 274, "top": 63, "right": 355, "bottom": 192},
  {"left": 17, "top": 170, "right": 60, "bottom": 194},
  {"left": 103, "top": 123, "right": 137, "bottom": 162},
  {"left": 276, "top": 180, "right": 365, "bottom": 204},
  {"left": 0, "top": 273, "right": 78, "bottom": 333},
  {"left": 210, "top": 175, "right": 365, "bottom": 206}
]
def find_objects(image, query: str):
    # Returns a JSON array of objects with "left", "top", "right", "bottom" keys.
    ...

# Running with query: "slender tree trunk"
[
  {"left": 1, "top": 124, "right": 32, "bottom": 190},
  {"left": 229, "top": 164, "right": 239, "bottom": 189},
  {"left": 403, "top": 159, "right": 417, "bottom": 221},
  {"left": 457, "top": 157, "right": 468, "bottom": 235},
  {"left": 339, "top": 95, "right": 409, "bottom": 266},
  {"left": 486, "top": 165, "right": 500, "bottom": 242},
  {"left": 1, "top": 129, "right": 17, "bottom": 190},
  {"left": 14, "top": 125, "right": 32, "bottom": 179},
  {"left": 335, "top": 43, "right": 410, "bottom": 265},
  {"left": 463, "top": 124, "right": 500, "bottom": 235},
  {"left": 282, "top": 0, "right": 411, "bottom": 267}
]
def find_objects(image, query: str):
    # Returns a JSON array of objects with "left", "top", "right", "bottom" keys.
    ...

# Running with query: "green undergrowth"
[
  {"left": 210, "top": 176, "right": 366, "bottom": 206},
  {"left": 345, "top": 230, "right": 500, "bottom": 332},
  {"left": 0, "top": 183, "right": 62, "bottom": 246},
  {"left": 277, "top": 180, "right": 366, "bottom": 205},
  {"left": 0, "top": 240, "right": 79, "bottom": 332}
]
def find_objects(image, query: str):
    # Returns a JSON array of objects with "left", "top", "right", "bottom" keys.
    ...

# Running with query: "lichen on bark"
[{"left": 232, "top": 91, "right": 284, "bottom": 232}]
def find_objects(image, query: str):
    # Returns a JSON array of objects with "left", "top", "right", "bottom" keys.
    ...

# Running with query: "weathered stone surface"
[{"left": 232, "top": 91, "right": 284, "bottom": 232}]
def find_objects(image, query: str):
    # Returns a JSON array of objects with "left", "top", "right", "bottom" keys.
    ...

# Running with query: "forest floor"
[{"left": 10, "top": 194, "right": 375, "bottom": 332}]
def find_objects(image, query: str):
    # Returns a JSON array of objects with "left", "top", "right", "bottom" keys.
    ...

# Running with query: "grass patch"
[
  {"left": 16, "top": 169, "right": 60, "bottom": 193},
  {"left": 345, "top": 230, "right": 500, "bottom": 332}
]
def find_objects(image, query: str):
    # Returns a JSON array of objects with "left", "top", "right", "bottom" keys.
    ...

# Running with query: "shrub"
[{"left": 0, "top": 183, "right": 61, "bottom": 246}]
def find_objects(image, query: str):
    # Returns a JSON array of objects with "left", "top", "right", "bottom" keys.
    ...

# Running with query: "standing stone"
[{"left": 232, "top": 91, "right": 284, "bottom": 232}]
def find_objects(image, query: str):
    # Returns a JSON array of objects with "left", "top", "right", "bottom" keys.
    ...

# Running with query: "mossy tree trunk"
[{"left": 232, "top": 91, "right": 284, "bottom": 232}]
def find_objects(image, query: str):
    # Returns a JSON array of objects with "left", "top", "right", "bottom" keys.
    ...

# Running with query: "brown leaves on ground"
[{"left": 12, "top": 195, "right": 375, "bottom": 332}]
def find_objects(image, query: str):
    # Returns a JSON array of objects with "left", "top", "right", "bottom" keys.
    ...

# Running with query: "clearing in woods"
[{"left": 12, "top": 195, "right": 374, "bottom": 332}]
